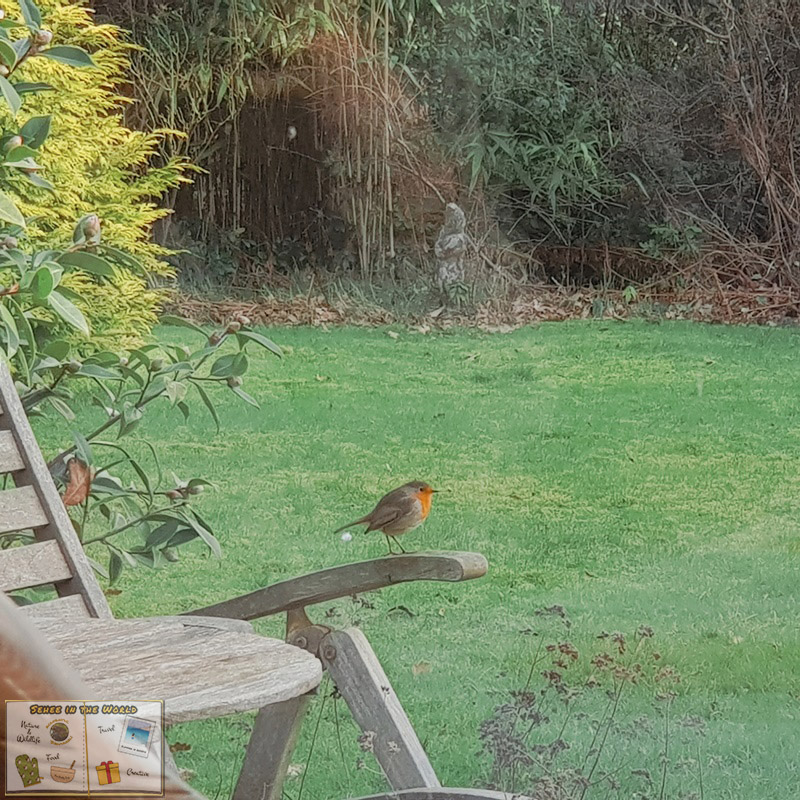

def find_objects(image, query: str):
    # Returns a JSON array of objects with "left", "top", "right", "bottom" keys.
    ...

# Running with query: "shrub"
[
  {"left": 1, "top": 0, "right": 189, "bottom": 347},
  {"left": 39, "top": 315, "right": 281, "bottom": 584},
  {"left": 398, "top": 0, "right": 622, "bottom": 242},
  {"left": 0, "top": 0, "right": 277, "bottom": 588},
  {"left": 478, "top": 607, "right": 707, "bottom": 799}
]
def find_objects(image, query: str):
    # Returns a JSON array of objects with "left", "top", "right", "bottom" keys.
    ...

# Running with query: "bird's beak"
[{"left": 432, "top": 489, "right": 444, "bottom": 493}]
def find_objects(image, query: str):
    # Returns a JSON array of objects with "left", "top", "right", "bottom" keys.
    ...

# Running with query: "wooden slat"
[
  {"left": 323, "top": 627, "right": 441, "bottom": 790},
  {"left": 0, "top": 429, "right": 24, "bottom": 472},
  {"left": 0, "top": 485, "right": 48, "bottom": 534},
  {"left": 22, "top": 593, "right": 91, "bottom": 620},
  {"left": 0, "top": 366, "right": 111, "bottom": 618},
  {"left": 187, "top": 551, "right": 489, "bottom": 621},
  {"left": 33, "top": 617, "right": 323, "bottom": 724},
  {"left": 0, "top": 539, "right": 72, "bottom": 591}
]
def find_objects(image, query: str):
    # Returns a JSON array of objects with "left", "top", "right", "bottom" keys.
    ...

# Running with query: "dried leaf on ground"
[{"left": 165, "top": 283, "right": 800, "bottom": 333}]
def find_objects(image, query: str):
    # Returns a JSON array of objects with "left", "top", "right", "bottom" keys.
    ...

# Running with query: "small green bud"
[
  {"left": 208, "top": 332, "right": 222, "bottom": 346},
  {"left": 150, "top": 358, "right": 165, "bottom": 372},
  {"left": 239, "top": 315, "right": 251, "bottom": 327},
  {"left": 2, "top": 236, "right": 17, "bottom": 249},
  {"left": 33, "top": 29, "right": 53, "bottom": 46},
  {"left": 118, "top": 356, "right": 129, "bottom": 367},
  {"left": 163, "top": 547, "right": 179, "bottom": 562},
  {"left": 4, "top": 135, "right": 21, "bottom": 151},
  {"left": 187, "top": 484, "right": 204, "bottom": 495},
  {"left": 227, "top": 375, "right": 243, "bottom": 388},
  {"left": 66, "top": 360, "right": 81, "bottom": 374},
  {"left": 226, "top": 320, "right": 241, "bottom": 333}
]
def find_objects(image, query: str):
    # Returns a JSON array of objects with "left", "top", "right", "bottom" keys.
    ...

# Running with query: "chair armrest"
[{"left": 183, "top": 551, "right": 487, "bottom": 622}]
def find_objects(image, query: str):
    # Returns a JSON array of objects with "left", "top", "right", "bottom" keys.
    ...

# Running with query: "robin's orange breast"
[{"left": 417, "top": 490, "right": 432, "bottom": 519}]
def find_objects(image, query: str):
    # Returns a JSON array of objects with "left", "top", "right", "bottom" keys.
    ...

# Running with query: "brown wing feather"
[
  {"left": 334, "top": 484, "right": 416, "bottom": 534},
  {"left": 364, "top": 503, "right": 404, "bottom": 532}
]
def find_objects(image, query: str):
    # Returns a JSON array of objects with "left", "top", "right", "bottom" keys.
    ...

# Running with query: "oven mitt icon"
[{"left": 16, "top": 754, "right": 43, "bottom": 786}]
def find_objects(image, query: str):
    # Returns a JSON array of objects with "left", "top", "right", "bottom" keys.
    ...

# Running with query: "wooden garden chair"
[
  {"left": 1, "top": 590, "right": 518, "bottom": 800},
  {"left": 0, "top": 364, "right": 513, "bottom": 800}
]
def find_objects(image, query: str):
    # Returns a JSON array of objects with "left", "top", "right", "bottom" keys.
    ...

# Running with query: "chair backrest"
[{"left": 0, "top": 364, "right": 110, "bottom": 620}]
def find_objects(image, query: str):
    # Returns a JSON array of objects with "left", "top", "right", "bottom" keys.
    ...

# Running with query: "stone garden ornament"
[{"left": 434, "top": 202, "right": 469, "bottom": 296}]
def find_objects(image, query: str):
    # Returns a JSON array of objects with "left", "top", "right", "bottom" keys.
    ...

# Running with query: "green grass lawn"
[{"left": 39, "top": 321, "right": 800, "bottom": 799}]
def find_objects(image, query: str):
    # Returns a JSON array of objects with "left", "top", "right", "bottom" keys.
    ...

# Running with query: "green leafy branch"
[{"left": 20, "top": 313, "right": 280, "bottom": 584}]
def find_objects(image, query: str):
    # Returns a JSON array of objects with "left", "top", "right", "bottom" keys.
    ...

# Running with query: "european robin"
[{"left": 334, "top": 481, "right": 439, "bottom": 554}]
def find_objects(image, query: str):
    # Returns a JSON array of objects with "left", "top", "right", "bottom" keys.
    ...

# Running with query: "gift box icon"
[{"left": 95, "top": 760, "right": 121, "bottom": 785}]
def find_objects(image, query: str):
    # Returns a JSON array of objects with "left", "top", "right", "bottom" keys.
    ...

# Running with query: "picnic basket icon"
[{"left": 51, "top": 760, "right": 77, "bottom": 783}]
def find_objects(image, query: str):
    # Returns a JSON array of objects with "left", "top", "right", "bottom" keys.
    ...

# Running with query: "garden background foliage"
[{"left": 86, "top": 0, "right": 800, "bottom": 292}]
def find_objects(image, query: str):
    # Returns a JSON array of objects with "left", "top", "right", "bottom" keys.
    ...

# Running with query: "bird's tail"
[{"left": 333, "top": 517, "right": 369, "bottom": 534}]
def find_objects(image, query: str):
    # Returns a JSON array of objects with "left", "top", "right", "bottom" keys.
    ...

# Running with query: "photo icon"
[{"left": 117, "top": 716, "right": 156, "bottom": 758}]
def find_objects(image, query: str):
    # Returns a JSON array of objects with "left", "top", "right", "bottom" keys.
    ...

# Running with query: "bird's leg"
[
  {"left": 384, "top": 534, "right": 396, "bottom": 555},
  {"left": 392, "top": 536, "right": 407, "bottom": 554}
]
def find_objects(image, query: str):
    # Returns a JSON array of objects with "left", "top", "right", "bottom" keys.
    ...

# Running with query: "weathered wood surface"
[
  {"left": 232, "top": 694, "right": 311, "bottom": 800},
  {"left": 145, "top": 614, "right": 254, "bottom": 633},
  {"left": 21, "top": 592, "right": 92, "bottom": 619},
  {"left": 188, "top": 552, "right": 488, "bottom": 621},
  {"left": 0, "top": 366, "right": 111, "bottom": 617},
  {"left": 323, "top": 627, "right": 441, "bottom": 790},
  {"left": 0, "top": 485, "right": 48, "bottom": 534},
  {"left": 32, "top": 617, "right": 323, "bottom": 724},
  {"left": 0, "top": 429, "right": 24, "bottom": 472},
  {"left": 352, "top": 791, "right": 527, "bottom": 799},
  {"left": 1, "top": 593, "right": 206, "bottom": 800},
  {"left": 0, "top": 538, "right": 71, "bottom": 591}
]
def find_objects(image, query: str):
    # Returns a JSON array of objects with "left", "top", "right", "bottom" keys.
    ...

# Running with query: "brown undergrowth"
[{"left": 165, "top": 279, "right": 800, "bottom": 332}]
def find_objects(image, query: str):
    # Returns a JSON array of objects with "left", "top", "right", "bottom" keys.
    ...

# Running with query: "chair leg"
[
  {"left": 232, "top": 693, "right": 311, "bottom": 800},
  {"left": 321, "top": 627, "right": 441, "bottom": 791}
]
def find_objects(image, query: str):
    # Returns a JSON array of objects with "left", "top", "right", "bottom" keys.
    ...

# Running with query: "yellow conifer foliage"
[{"left": 2, "top": 0, "right": 190, "bottom": 348}]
